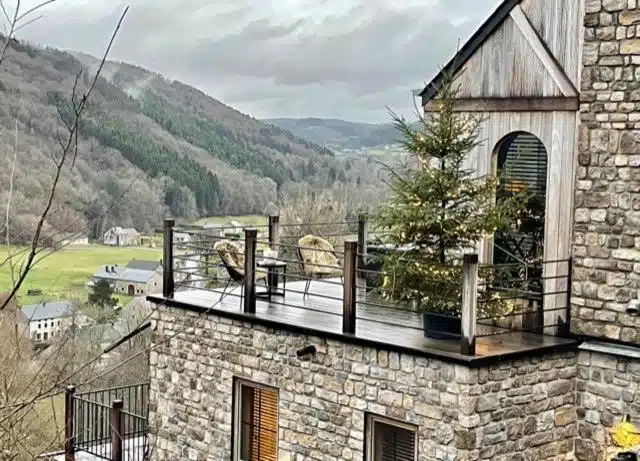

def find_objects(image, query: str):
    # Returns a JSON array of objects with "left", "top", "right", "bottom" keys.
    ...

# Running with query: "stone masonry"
[
  {"left": 149, "top": 306, "right": 577, "bottom": 461},
  {"left": 573, "top": 0, "right": 640, "bottom": 343},
  {"left": 576, "top": 349, "right": 640, "bottom": 461}
]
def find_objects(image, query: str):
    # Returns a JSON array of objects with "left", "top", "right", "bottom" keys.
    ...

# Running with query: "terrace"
[{"left": 148, "top": 217, "right": 579, "bottom": 366}]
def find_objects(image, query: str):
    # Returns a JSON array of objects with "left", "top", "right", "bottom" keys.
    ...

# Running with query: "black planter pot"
[{"left": 422, "top": 312, "right": 461, "bottom": 339}]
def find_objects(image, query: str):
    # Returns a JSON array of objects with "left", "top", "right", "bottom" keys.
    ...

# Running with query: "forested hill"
[
  {"left": 0, "top": 38, "right": 369, "bottom": 242},
  {"left": 264, "top": 117, "right": 402, "bottom": 150}
]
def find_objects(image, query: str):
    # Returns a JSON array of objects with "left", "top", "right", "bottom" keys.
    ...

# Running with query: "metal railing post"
[
  {"left": 343, "top": 241, "right": 358, "bottom": 335},
  {"left": 163, "top": 218, "right": 175, "bottom": 298},
  {"left": 64, "top": 385, "right": 75, "bottom": 461},
  {"left": 243, "top": 229, "right": 257, "bottom": 314},
  {"left": 561, "top": 257, "right": 573, "bottom": 337},
  {"left": 461, "top": 253, "right": 478, "bottom": 356},
  {"left": 268, "top": 215, "right": 280, "bottom": 249},
  {"left": 111, "top": 400, "right": 123, "bottom": 461}
]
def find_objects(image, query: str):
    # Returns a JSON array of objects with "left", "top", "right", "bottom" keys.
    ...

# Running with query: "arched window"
[{"left": 493, "top": 132, "right": 548, "bottom": 265}]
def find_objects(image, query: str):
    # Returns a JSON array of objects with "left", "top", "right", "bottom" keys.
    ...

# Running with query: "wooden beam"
[
  {"left": 509, "top": 4, "right": 578, "bottom": 98},
  {"left": 243, "top": 228, "right": 257, "bottom": 314},
  {"left": 162, "top": 218, "right": 175, "bottom": 298},
  {"left": 423, "top": 97, "right": 579, "bottom": 113},
  {"left": 342, "top": 241, "right": 357, "bottom": 335},
  {"left": 64, "top": 386, "right": 75, "bottom": 461},
  {"left": 460, "top": 254, "right": 479, "bottom": 356},
  {"left": 111, "top": 400, "right": 123, "bottom": 461}
]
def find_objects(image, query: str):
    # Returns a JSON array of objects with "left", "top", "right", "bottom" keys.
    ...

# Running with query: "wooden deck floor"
[{"left": 155, "top": 278, "right": 578, "bottom": 363}]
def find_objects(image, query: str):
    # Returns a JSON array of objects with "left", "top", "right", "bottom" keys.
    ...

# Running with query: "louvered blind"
[
  {"left": 239, "top": 384, "right": 278, "bottom": 461},
  {"left": 499, "top": 133, "right": 547, "bottom": 197},
  {"left": 372, "top": 420, "right": 416, "bottom": 461}
]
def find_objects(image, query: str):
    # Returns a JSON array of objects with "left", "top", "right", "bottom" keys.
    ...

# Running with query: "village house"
[
  {"left": 202, "top": 222, "right": 224, "bottom": 236},
  {"left": 140, "top": 1, "right": 640, "bottom": 461},
  {"left": 102, "top": 226, "right": 140, "bottom": 246},
  {"left": 173, "top": 231, "right": 190, "bottom": 248},
  {"left": 20, "top": 300, "right": 81, "bottom": 343},
  {"left": 91, "top": 260, "right": 162, "bottom": 296},
  {"left": 60, "top": 234, "right": 90, "bottom": 246}
]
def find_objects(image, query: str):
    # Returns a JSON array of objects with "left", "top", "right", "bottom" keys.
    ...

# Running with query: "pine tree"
[
  {"left": 376, "top": 77, "right": 525, "bottom": 315},
  {"left": 89, "top": 279, "right": 118, "bottom": 309}
]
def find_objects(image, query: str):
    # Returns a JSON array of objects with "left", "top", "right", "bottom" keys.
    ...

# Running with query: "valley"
[{"left": 0, "top": 39, "right": 384, "bottom": 245}]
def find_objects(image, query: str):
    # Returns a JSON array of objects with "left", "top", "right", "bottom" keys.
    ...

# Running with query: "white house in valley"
[
  {"left": 21, "top": 301, "right": 85, "bottom": 343},
  {"left": 103, "top": 227, "right": 140, "bottom": 246}
]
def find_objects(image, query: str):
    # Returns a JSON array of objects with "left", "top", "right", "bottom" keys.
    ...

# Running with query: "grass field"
[{"left": 0, "top": 244, "right": 163, "bottom": 305}]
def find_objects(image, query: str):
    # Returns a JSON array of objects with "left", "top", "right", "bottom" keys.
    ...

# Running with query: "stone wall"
[
  {"left": 576, "top": 349, "right": 640, "bottom": 461},
  {"left": 149, "top": 306, "right": 577, "bottom": 461},
  {"left": 463, "top": 355, "right": 577, "bottom": 461},
  {"left": 572, "top": 0, "right": 640, "bottom": 343}
]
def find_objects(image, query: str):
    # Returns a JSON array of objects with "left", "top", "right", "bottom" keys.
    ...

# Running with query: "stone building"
[
  {"left": 149, "top": 308, "right": 577, "bottom": 461},
  {"left": 145, "top": 1, "right": 640, "bottom": 460},
  {"left": 92, "top": 260, "right": 162, "bottom": 296}
]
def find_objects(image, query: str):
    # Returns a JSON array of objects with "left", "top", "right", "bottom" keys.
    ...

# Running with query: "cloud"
[{"left": 6, "top": 0, "right": 498, "bottom": 122}]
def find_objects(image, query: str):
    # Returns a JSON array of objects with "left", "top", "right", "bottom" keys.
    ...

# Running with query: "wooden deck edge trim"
[
  {"left": 147, "top": 295, "right": 582, "bottom": 368},
  {"left": 423, "top": 97, "right": 580, "bottom": 113}
]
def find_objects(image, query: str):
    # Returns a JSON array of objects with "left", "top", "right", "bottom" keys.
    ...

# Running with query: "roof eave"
[{"left": 419, "top": 0, "right": 522, "bottom": 103}]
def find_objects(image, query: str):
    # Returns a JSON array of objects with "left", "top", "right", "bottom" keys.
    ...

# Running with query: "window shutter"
[
  {"left": 239, "top": 384, "right": 278, "bottom": 461},
  {"left": 373, "top": 420, "right": 416, "bottom": 461},
  {"left": 253, "top": 387, "right": 278, "bottom": 461}
]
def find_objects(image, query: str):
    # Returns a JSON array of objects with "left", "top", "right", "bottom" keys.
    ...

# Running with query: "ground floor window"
[
  {"left": 365, "top": 413, "right": 417, "bottom": 461},
  {"left": 233, "top": 379, "right": 278, "bottom": 461}
]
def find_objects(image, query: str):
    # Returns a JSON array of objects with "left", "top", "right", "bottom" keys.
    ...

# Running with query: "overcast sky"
[{"left": 7, "top": 0, "right": 497, "bottom": 123}]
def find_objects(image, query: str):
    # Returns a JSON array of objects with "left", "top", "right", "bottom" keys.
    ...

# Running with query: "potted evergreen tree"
[{"left": 376, "top": 76, "right": 525, "bottom": 338}]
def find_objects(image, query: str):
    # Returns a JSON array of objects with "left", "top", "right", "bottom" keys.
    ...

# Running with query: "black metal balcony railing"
[
  {"left": 159, "top": 216, "right": 572, "bottom": 358},
  {"left": 63, "top": 383, "right": 150, "bottom": 461}
]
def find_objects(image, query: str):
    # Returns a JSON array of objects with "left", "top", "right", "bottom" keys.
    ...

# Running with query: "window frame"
[
  {"left": 232, "top": 378, "right": 279, "bottom": 461},
  {"left": 364, "top": 413, "right": 418, "bottom": 461}
]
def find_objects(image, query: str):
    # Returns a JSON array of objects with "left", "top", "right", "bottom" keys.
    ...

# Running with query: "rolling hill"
[
  {"left": 264, "top": 117, "right": 403, "bottom": 151},
  {"left": 0, "top": 37, "right": 371, "bottom": 243}
]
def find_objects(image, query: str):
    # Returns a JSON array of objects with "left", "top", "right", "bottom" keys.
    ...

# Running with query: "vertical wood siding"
[
  {"left": 464, "top": 111, "right": 576, "bottom": 332},
  {"left": 520, "top": 0, "right": 582, "bottom": 87}
]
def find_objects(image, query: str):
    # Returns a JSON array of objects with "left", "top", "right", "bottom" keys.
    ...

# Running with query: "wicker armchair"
[
  {"left": 214, "top": 240, "right": 267, "bottom": 305},
  {"left": 296, "top": 235, "right": 343, "bottom": 296}
]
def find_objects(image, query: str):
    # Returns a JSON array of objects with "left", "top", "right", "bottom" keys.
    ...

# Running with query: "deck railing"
[
  {"left": 162, "top": 216, "right": 571, "bottom": 357},
  {"left": 64, "top": 383, "right": 150, "bottom": 461}
]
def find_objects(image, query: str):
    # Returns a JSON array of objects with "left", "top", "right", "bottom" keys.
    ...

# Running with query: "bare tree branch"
[
  {"left": 5, "top": 119, "right": 18, "bottom": 288},
  {"left": 0, "top": 0, "right": 56, "bottom": 68},
  {"left": 0, "top": 6, "right": 130, "bottom": 311}
]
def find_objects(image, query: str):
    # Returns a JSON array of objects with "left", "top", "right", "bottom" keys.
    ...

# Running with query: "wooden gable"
[
  {"left": 421, "top": 0, "right": 581, "bottom": 110},
  {"left": 520, "top": 0, "right": 583, "bottom": 87}
]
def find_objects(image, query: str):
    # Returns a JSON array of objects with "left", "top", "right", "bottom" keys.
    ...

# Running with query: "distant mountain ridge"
[{"left": 264, "top": 117, "right": 403, "bottom": 150}]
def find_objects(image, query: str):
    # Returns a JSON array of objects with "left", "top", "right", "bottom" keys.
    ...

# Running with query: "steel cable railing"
[{"left": 161, "top": 217, "right": 573, "bottom": 358}]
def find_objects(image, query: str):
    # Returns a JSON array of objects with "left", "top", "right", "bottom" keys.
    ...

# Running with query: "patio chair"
[
  {"left": 296, "top": 235, "right": 343, "bottom": 296},
  {"left": 213, "top": 240, "right": 267, "bottom": 306}
]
